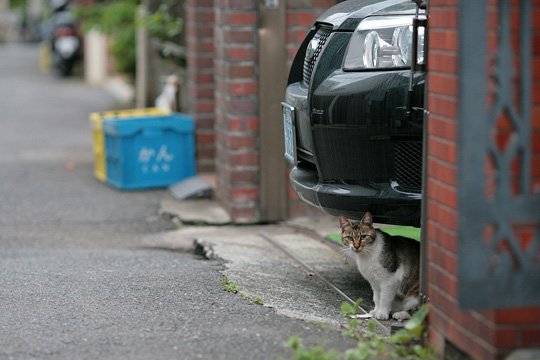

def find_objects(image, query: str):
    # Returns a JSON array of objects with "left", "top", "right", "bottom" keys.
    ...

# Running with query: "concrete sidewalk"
[{"left": 145, "top": 197, "right": 377, "bottom": 330}]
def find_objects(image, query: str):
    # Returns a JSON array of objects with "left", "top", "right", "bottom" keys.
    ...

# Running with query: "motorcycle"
[{"left": 50, "top": 0, "right": 80, "bottom": 77}]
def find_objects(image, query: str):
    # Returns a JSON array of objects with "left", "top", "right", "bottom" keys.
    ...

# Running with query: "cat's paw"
[
  {"left": 371, "top": 309, "right": 390, "bottom": 320},
  {"left": 392, "top": 311, "right": 411, "bottom": 321}
]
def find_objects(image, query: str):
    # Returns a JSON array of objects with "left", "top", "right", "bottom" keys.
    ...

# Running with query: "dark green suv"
[{"left": 283, "top": 0, "right": 427, "bottom": 225}]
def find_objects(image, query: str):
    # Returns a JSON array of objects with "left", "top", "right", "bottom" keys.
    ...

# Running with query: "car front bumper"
[{"left": 290, "top": 163, "right": 422, "bottom": 226}]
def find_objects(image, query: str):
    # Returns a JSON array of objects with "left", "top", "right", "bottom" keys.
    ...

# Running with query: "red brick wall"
[
  {"left": 186, "top": 0, "right": 348, "bottom": 221},
  {"left": 214, "top": 0, "right": 259, "bottom": 222},
  {"left": 186, "top": 0, "right": 216, "bottom": 173},
  {"left": 427, "top": 1, "right": 540, "bottom": 358},
  {"left": 210, "top": 0, "right": 336, "bottom": 222},
  {"left": 186, "top": 0, "right": 336, "bottom": 222}
]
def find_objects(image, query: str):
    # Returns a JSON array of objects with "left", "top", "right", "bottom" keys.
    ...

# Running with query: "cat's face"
[{"left": 339, "top": 213, "right": 376, "bottom": 253}]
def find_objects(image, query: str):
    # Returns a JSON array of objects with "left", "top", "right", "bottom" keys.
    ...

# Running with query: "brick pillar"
[
  {"left": 285, "top": 0, "right": 336, "bottom": 218},
  {"left": 207, "top": 0, "right": 338, "bottom": 222},
  {"left": 186, "top": 0, "right": 215, "bottom": 173},
  {"left": 214, "top": 0, "right": 260, "bottom": 223},
  {"left": 427, "top": 1, "right": 540, "bottom": 359}
]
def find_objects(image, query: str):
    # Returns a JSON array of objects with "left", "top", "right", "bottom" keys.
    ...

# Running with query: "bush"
[
  {"left": 9, "top": 0, "right": 27, "bottom": 10},
  {"left": 140, "top": 2, "right": 183, "bottom": 43},
  {"left": 76, "top": 0, "right": 138, "bottom": 76},
  {"left": 75, "top": 0, "right": 184, "bottom": 78}
]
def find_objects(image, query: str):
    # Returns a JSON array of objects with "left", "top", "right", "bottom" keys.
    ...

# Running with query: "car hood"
[{"left": 317, "top": 0, "right": 419, "bottom": 31}]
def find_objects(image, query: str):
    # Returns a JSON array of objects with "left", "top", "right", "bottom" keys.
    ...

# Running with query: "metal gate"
[{"left": 457, "top": 0, "right": 539, "bottom": 309}]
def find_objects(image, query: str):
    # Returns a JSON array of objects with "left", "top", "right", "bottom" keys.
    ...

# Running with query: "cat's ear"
[
  {"left": 361, "top": 212, "right": 373, "bottom": 227},
  {"left": 338, "top": 216, "right": 350, "bottom": 228}
]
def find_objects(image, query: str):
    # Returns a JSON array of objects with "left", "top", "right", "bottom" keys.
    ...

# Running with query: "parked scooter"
[{"left": 49, "top": 0, "right": 80, "bottom": 77}]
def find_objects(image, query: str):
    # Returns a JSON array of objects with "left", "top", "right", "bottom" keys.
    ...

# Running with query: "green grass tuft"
[
  {"left": 326, "top": 225, "right": 421, "bottom": 244},
  {"left": 220, "top": 276, "right": 238, "bottom": 294}
]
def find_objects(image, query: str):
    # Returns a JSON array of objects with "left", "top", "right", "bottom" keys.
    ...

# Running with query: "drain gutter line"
[{"left": 259, "top": 231, "right": 390, "bottom": 335}]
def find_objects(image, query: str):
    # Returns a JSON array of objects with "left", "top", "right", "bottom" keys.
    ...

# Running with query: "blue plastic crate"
[{"left": 103, "top": 113, "right": 196, "bottom": 190}]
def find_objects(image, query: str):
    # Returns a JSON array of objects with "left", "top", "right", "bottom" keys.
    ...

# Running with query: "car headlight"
[{"left": 344, "top": 15, "right": 425, "bottom": 70}]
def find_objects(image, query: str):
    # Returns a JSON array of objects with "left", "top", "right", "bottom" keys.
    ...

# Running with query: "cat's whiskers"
[
  {"left": 355, "top": 247, "right": 371, "bottom": 256},
  {"left": 340, "top": 247, "right": 354, "bottom": 257},
  {"left": 339, "top": 247, "right": 356, "bottom": 263}
]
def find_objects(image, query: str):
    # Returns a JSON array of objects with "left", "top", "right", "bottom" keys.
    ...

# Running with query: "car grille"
[
  {"left": 394, "top": 141, "right": 423, "bottom": 193},
  {"left": 303, "top": 26, "right": 332, "bottom": 86}
]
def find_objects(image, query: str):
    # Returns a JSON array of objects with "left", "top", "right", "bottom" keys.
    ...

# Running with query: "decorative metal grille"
[
  {"left": 457, "top": 0, "right": 539, "bottom": 309},
  {"left": 394, "top": 141, "right": 423, "bottom": 193}
]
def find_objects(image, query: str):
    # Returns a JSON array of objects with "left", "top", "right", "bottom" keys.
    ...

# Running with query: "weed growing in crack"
[
  {"left": 286, "top": 301, "right": 435, "bottom": 359},
  {"left": 220, "top": 277, "right": 264, "bottom": 305},
  {"left": 241, "top": 292, "right": 264, "bottom": 305},
  {"left": 220, "top": 276, "right": 238, "bottom": 294},
  {"left": 252, "top": 296, "right": 264, "bottom": 305}
]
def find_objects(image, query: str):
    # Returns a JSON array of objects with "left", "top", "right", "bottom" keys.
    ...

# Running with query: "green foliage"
[
  {"left": 326, "top": 225, "right": 421, "bottom": 244},
  {"left": 240, "top": 292, "right": 262, "bottom": 304},
  {"left": 253, "top": 296, "right": 264, "bottom": 305},
  {"left": 221, "top": 276, "right": 263, "bottom": 305},
  {"left": 286, "top": 336, "right": 340, "bottom": 360},
  {"left": 341, "top": 299, "right": 363, "bottom": 339},
  {"left": 75, "top": 0, "right": 137, "bottom": 76},
  {"left": 74, "top": 0, "right": 184, "bottom": 77},
  {"left": 389, "top": 305, "right": 429, "bottom": 347},
  {"left": 340, "top": 301, "right": 357, "bottom": 316},
  {"left": 140, "top": 2, "right": 183, "bottom": 42},
  {"left": 325, "top": 233, "right": 342, "bottom": 244},
  {"left": 341, "top": 318, "right": 390, "bottom": 360},
  {"left": 403, "top": 304, "right": 429, "bottom": 336},
  {"left": 9, "top": 0, "right": 26, "bottom": 10},
  {"left": 99, "top": 1, "right": 137, "bottom": 34},
  {"left": 220, "top": 276, "right": 238, "bottom": 294},
  {"left": 75, "top": 4, "right": 104, "bottom": 31},
  {"left": 287, "top": 302, "right": 436, "bottom": 360},
  {"left": 388, "top": 305, "right": 433, "bottom": 359}
]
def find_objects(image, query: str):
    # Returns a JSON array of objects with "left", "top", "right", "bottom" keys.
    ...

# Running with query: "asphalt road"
[{"left": 0, "top": 44, "right": 354, "bottom": 360}]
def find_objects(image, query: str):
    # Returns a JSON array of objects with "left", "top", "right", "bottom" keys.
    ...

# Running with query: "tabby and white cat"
[{"left": 339, "top": 212, "right": 420, "bottom": 321}]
